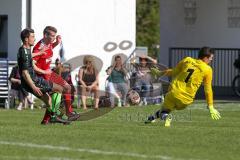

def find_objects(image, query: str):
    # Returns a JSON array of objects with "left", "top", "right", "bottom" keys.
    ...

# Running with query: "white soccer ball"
[{"left": 127, "top": 89, "right": 141, "bottom": 105}]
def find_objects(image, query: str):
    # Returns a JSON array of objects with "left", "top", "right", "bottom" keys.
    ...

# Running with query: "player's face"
[
  {"left": 205, "top": 54, "right": 214, "bottom": 64},
  {"left": 44, "top": 30, "right": 56, "bottom": 44},
  {"left": 28, "top": 33, "right": 35, "bottom": 46}
]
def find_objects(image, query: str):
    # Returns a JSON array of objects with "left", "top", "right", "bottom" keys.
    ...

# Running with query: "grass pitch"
[{"left": 0, "top": 101, "right": 239, "bottom": 160}]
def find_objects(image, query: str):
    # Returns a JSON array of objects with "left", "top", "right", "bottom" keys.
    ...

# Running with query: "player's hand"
[
  {"left": 150, "top": 67, "right": 165, "bottom": 78},
  {"left": 56, "top": 35, "right": 62, "bottom": 44},
  {"left": 33, "top": 86, "right": 43, "bottom": 97},
  {"left": 208, "top": 105, "right": 221, "bottom": 120}
]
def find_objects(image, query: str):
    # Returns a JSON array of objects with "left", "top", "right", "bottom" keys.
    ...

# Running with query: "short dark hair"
[
  {"left": 43, "top": 26, "right": 57, "bottom": 35},
  {"left": 115, "top": 55, "right": 121, "bottom": 61},
  {"left": 198, "top": 47, "right": 214, "bottom": 59},
  {"left": 20, "top": 28, "right": 34, "bottom": 42},
  {"left": 139, "top": 57, "right": 147, "bottom": 61},
  {"left": 55, "top": 58, "right": 60, "bottom": 65}
]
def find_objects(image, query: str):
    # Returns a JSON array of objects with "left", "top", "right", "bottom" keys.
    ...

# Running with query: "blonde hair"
[
  {"left": 83, "top": 55, "right": 97, "bottom": 71},
  {"left": 83, "top": 55, "right": 94, "bottom": 65}
]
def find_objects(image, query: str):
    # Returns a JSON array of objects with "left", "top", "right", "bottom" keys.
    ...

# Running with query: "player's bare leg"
[
  {"left": 41, "top": 84, "right": 71, "bottom": 125},
  {"left": 40, "top": 93, "right": 52, "bottom": 124},
  {"left": 49, "top": 72, "right": 80, "bottom": 121},
  {"left": 61, "top": 83, "right": 80, "bottom": 121}
]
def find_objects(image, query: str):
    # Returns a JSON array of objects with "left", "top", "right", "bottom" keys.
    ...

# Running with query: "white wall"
[
  {"left": 160, "top": 0, "right": 240, "bottom": 66},
  {"left": 0, "top": 0, "right": 23, "bottom": 60},
  {"left": 31, "top": 0, "right": 136, "bottom": 89}
]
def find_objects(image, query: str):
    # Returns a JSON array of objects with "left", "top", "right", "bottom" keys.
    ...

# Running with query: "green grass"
[{"left": 0, "top": 101, "right": 240, "bottom": 160}]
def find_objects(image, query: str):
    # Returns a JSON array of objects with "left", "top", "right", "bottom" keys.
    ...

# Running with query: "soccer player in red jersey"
[{"left": 32, "top": 26, "right": 79, "bottom": 123}]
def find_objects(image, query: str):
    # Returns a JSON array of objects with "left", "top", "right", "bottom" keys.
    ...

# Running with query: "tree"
[{"left": 136, "top": 0, "right": 160, "bottom": 58}]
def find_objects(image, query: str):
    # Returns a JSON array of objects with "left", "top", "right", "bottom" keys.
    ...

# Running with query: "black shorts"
[{"left": 22, "top": 77, "right": 53, "bottom": 97}]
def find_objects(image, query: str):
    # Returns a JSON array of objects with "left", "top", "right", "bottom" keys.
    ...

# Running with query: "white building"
[
  {"left": 160, "top": 0, "right": 240, "bottom": 65},
  {"left": 0, "top": 0, "right": 136, "bottom": 89},
  {"left": 160, "top": 0, "right": 240, "bottom": 97}
]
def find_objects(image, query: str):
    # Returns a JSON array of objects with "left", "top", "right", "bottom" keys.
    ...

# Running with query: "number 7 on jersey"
[{"left": 185, "top": 69, "right": 194, "bottom": 83}]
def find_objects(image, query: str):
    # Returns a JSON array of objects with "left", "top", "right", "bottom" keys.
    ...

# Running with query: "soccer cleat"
[
  {"left": 164, "top": 115, "right": 172, "bottom": 127},
  {"left": 50, "top": 116, "right": 71, "bottom": 125},
  {"left": 67, "top": 112, "right": 80, "bottom": 121},
  {"left": 144, "top": 115, "right": 156, "bottom": 124},
  {"left": 41, "top": 120, "right": 50, "bottom": 125},
  {"left": 41, "top": 110, "right": 51, "bottom": 125},
  {"left": 50, "top": 113, "right": 71, "bottom": 125}
]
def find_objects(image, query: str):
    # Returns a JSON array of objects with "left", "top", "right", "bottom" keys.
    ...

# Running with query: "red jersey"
[{"left": 32, "top": 40, "right": 54, "bottom": 80}]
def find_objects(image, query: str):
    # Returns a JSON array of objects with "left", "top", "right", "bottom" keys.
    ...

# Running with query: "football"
[{"left": 127, "top": 89, "right": 141, "bottom": 105}]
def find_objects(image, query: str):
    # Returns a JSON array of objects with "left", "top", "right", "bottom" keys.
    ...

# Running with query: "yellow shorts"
[{"left": 163, "top": 91, "right": 192, "bottom": 111}]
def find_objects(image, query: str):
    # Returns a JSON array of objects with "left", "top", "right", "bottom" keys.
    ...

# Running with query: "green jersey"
[{"left": 17, "top": 46, "right": 36, "bottom": 84}]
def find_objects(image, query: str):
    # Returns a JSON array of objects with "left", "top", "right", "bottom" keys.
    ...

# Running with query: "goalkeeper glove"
[
  {"left": 150, "top": 67, "right": 165, "bottom": 78},
  {"left": 208, "top": 105, "right": 221, "bottom": 120}
]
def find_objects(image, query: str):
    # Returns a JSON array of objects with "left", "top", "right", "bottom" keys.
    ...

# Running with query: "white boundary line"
[
  {"left": 0, "top": 155, "right": 82, "bottom": 160},
  {"left": 0, "top": 141, "right": 184, "bottom": 160}
]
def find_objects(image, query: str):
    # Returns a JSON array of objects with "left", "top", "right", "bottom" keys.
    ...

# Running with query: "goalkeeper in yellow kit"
[{"left": 145, "top": 47, "right": 221, "bottom": 127}]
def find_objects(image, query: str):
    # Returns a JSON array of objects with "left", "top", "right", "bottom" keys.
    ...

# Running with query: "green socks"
[{"left": 51, "top": 93, "right": 62, "bottom": 116}]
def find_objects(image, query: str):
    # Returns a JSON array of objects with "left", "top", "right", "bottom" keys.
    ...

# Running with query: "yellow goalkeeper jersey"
[{"left": 168, "top": 57, "right": 213, "bottom": 105}]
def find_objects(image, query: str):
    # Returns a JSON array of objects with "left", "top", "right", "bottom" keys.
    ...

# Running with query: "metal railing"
[{"left": 0, "top": 58, "right": 9, "bottom": 108}]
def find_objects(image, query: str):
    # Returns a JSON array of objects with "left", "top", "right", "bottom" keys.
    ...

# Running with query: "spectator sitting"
[
  {"left": 9, "top": 65, "right": 33, "bottom": 110},
  {"left": 78, "top": 55, "right": 99, "bottom": 110},
  {"left": 106, "top": 55, "right": 128, "bottom": 107},
  {"left": 130, "top": 55, "right": 157, "bottom": 105}
]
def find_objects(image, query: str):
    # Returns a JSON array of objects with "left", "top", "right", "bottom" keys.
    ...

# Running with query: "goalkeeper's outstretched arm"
[
  {"left": 203, "top": 70, "right": 221, "bottom": 120},
  {"left": 150, "top": 67, "right": 172, "bottom": 78}
]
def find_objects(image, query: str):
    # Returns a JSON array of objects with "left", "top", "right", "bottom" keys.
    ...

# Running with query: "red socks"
[{"left": 64, "top": 94, "right": 73, "bottom": 115}]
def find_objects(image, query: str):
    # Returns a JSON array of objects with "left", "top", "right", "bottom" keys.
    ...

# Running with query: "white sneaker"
[
  {"left": 30, "top": 104, "right": 34, "bottom": 110},
  {"left": 17, "top": 106, "right": 22, "bottom": 111},
  {"left": 117, "top": 99, "right": 122, "bottom": 107}
]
